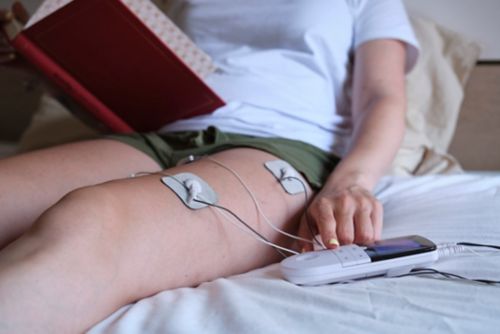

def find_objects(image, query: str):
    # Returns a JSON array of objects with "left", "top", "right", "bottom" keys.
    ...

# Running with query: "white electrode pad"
[
  {"left": 264, "top": 160, "right": 305, "bottom": 195},
  {"left": 161, "top": 172, "right": 218, "bottom": 210}
]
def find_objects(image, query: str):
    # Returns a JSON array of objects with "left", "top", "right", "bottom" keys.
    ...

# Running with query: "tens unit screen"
[{"left": 363, "top": 235, "right": 436, "bottom": 262}]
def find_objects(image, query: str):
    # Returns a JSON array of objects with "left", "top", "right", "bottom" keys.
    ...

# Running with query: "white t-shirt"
[{"left": 159, "top": 0, "right": 419, "bottom": 157}]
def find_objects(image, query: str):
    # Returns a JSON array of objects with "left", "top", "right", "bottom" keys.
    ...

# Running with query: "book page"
[
  {"left": 25, "top": 0, "right": 216, "bottom": 78},
  {"left": 25, "top": 0, "right": 73, "bottom": 28}
]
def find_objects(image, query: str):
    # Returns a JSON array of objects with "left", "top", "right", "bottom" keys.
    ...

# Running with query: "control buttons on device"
[{"left": 333, "top": 245, "right": 371, "bottom": 267}]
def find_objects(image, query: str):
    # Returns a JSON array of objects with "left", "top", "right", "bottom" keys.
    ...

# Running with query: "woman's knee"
[{"left": 29, "top": 184, "right": 127, "bottom": 251}]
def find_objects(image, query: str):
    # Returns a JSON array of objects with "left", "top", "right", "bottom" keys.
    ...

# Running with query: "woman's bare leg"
[
  {"left": 0, "top": 148, "right": 311, "bottom": 333},
  {"left": 0, "top": 139, "right": 161, "bottom": 248}
]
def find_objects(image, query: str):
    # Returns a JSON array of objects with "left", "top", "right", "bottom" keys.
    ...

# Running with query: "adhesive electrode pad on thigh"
[
  {"left": 264, "top": 160, "right": 305, "bottom": 195},
  {"left": 161, "top": 173, "right": 217, "bottom": 210}
]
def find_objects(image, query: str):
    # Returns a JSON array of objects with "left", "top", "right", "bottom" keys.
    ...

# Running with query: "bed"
[
  {"left": 87, "top": 173, "right": 500, "bottom": 334},
  {"left": 0, "top": 2, "right": 499, "bottom": 333}
]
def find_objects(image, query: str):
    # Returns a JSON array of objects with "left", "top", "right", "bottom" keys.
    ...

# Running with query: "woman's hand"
[
  {"left": 295, "top": 39, "right": 407, "bottom": 253},
  {"left": 0, "top": 8, "right": 16, "bottom": 63},
  {"left": 1, "top": 2, "right": 29, "bottom": 64},
  {"left": 297, "top": 182, "right": 383, "bottom": 252}
]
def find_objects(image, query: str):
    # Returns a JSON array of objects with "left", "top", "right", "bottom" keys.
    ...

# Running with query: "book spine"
[{"left": 12, "top": 33, "right": 134, "bottom": 133}]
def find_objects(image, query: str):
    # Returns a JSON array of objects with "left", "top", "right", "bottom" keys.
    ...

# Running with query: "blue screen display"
[{"left": 363, "top": 236, "right": 435, "bottom": 262}]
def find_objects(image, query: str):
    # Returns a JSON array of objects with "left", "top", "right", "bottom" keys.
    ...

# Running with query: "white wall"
[{"left": 404, "top": 0, "right": 500, "bottom": 60}]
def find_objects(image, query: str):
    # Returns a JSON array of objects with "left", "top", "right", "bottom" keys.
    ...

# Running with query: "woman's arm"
[{"left": 299, "top": 39, "right": 407, "bottom": 251}]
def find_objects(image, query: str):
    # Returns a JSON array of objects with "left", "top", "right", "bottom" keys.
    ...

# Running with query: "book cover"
[{"left": 9, "top": 0, "right": 225, "bottom": 133}]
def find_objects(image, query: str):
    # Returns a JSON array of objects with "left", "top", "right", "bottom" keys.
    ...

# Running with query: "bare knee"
[
  {"left": 28, "top": 185, "right": 126, "bottom": 255},
  {"left": 0, "top": 185, "right": 135, "bottom": 333}
]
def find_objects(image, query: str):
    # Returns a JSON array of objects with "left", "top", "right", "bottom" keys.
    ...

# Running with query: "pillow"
[{"left": 390, "top": 16, "right": 481, "bottom": 176}]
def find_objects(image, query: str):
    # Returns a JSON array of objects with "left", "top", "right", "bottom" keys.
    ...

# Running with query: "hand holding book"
[
  {"left": 0, "top": 1, "right": 29, "bottom": 64},
  {"left": 8, "top": 0, "right": 225, "bottom": 133}
]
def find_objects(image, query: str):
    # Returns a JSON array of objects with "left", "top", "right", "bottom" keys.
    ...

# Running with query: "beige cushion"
[
  {"left": 448, "top": 65, "right": 500, "bottom": 171},
  {"left": 390, "top": 16, "right": 481, "bottom": 175}
]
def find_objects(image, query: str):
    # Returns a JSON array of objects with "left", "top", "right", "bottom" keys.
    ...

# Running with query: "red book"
[{"left": 8, "top": 0, "right": 225, "bottom": 133}]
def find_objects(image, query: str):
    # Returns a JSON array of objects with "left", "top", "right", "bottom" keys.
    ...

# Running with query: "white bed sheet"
[{"left": 88, "top": 173, "right": 500, "bottom": 334}]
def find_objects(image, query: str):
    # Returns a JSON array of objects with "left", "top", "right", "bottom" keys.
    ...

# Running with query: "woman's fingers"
[
  {"left": 0, "top": 2, "right": 29, "bottom": 44},
  {"left": 371, "top": 199, "right": 383, "bottom": 240},
  {"left": 0, "top": 2, "right": 29, "bottom": 24},
  {"left": 297, "top": 186, "right": 383, "bottom": 252},
  {"left": 1, "top": 3, "right": 30, "bottom": 65},
  {"left": 353, "top": 206, "right": 374, "bottom": 244},
  {"left": 313, "top": 199, "right": 339, "bottom": 249},
  {"left": 12, "top": 2, "right": 30, "bottom": 25},
  {"left": 334, "top": 193, "right": 355, "bottom": 245},
  {"left": 0, "top": 8, "right": 15, "bottom": 63}
]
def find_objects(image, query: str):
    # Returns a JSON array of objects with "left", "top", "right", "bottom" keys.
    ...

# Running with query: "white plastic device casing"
[{"left": 280, "top": 244, "right": 439, "bottom": 285}]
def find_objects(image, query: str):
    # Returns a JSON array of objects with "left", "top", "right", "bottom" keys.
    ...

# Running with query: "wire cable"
[
  {"left": 396, "top": 267, "right": 500, "bottom": 285},
  {"left": 457, "top": 242, "right": 500, "bottom": 251},
  {"left": 436, "top": 243, "right": 468, "bottom": 258},
  {"left": 205, "top": 157, "right": 317, "bottom": 245},
  {"left": 141, "top": 163, "right": 326, "bottom": 252},
  {"left": 194, "top": 198, "right": 289, "bottom": 258},
  {"left": 140, "top": 158, "right": 325, "bottom": 252},
  {"left": 283, "top": 175, "right": 325, "bottom": 250},
  {"left": 212, "top": 204, "right": 300, "bottom": 256},
  {"left": 437, "top": 242, "right": 500, "bottom": 258},
  {"left": 403, "top": 242, "right": 500, "bottom": 285},
  {"left": 157, "top": 171, "right": 293, "bottom": 258}
]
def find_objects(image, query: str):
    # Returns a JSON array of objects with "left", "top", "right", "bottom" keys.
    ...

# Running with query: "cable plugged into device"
[
  {"left": 264, "top": 160, "right": 305, "bottom": 195},
  {"left": 436, "top": 243, "right": 468, "bottom": 258},
  {"left": 437, "top": 241, "right": 500, "bottom": 259}
]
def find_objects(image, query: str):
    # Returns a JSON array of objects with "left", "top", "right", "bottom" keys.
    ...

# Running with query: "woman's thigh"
[
  {"left": 0, "top": 139, "right": 161, "bottom": 248},
  {"left": 0, "top": 148, "right": 312, "bottom": 332},
  {"left": 54, "top": 147, "right": 311, "bottom": 292}
]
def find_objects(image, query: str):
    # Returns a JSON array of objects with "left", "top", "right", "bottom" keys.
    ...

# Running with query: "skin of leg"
[
  {"left": 0, "top": 139, "right": 161, "bottom": 249},
  {"left": 0, "top": 148, "right": 313, "bottom": 333}
]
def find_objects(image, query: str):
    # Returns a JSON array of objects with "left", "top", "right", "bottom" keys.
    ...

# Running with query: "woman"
[{"left": 0, "top": 0, "right": 418, "bottom": 332}]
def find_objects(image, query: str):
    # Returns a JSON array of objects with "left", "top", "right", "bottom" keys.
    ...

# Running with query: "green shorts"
[{"left": 108, "top": 126, "right": 340, "bottom": 189}]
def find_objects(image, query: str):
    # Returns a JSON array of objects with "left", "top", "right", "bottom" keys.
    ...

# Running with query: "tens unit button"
[{"left": 334, "top": 245, "right": 371, "bottom": 267}]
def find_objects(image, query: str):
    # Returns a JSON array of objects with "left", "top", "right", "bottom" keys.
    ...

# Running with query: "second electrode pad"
[{"left": 264, "top": 160, "right": 305, "bottom": 195}]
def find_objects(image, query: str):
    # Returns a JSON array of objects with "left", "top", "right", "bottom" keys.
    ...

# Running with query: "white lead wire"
[{"left": 205, "top": 156, "right": 314, "bottom": 245}]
